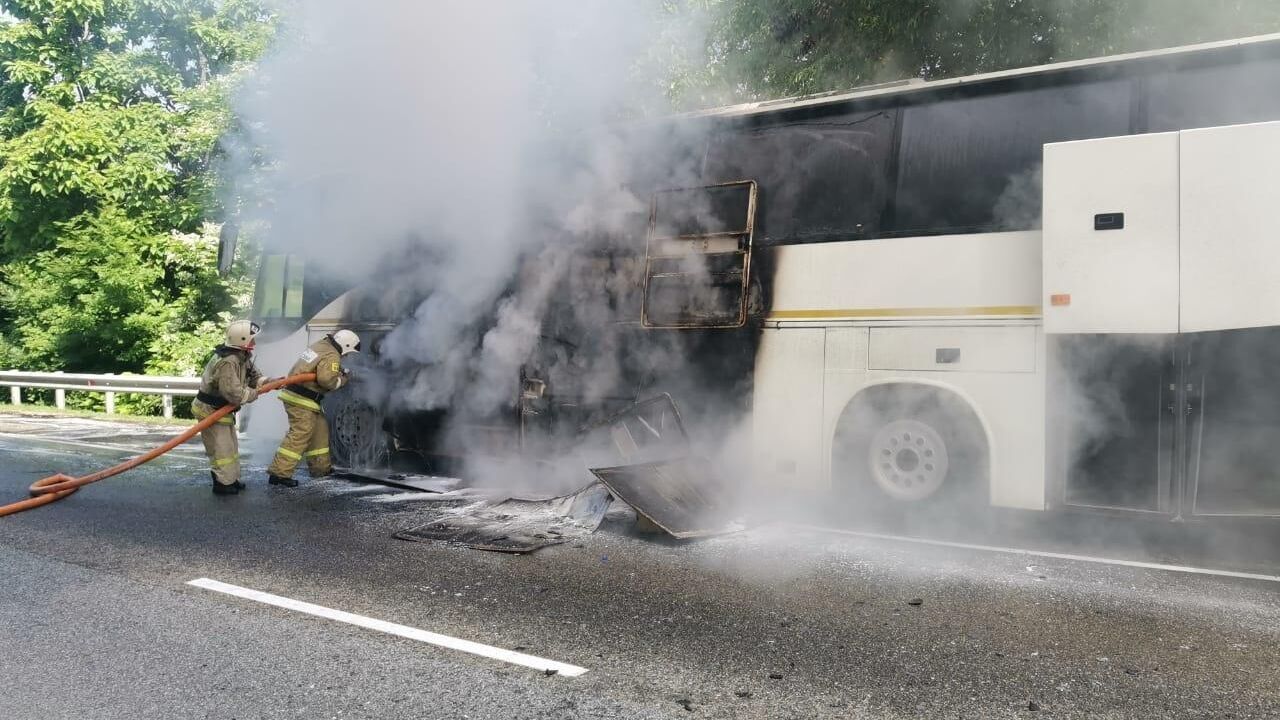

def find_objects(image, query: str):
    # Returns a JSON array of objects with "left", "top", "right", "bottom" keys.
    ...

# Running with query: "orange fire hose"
[{"left": 0, "top": 372, "right": 317, "bottom": 518}]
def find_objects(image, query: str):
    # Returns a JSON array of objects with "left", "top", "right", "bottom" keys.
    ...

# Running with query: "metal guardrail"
[{"left": 0, "top": 370, "right": 201, "bottom": 418}]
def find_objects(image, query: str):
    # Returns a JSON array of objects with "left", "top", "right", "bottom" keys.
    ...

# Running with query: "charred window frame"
[{"left": 641, "top": 181, "right": 758, "bottom": 329}]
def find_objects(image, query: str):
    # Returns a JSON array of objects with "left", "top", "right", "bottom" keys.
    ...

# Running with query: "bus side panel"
[
  {"left": 1180, "top": 121, "right": 1280, "bottom": 333},
  {"left": 751, "top": 328, "right": 827, "bottom": 494},
  {"left": 852, "top": 359, "right": 1046, "bottom": 511},
  {"left": 763, "top": 233, "right": 1047, "bottom": 511},
  {"left": 1042, "top": 132, "right": 1181, "bottom": 335},
  {"left": 768, "top": 231, "right": 1043, "bottom": 317}
]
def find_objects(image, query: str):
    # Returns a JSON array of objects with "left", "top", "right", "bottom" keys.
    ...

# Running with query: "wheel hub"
[{"left": 868, "top": 419, "right": 949, "bottom": 501}]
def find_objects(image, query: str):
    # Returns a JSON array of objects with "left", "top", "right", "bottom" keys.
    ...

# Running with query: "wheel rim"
[
  {"left": 330, "top": 398, "right": 385, "bottom": 468},
  {"left": 867, "top": 419, "right": 949, "bottom": 501}
]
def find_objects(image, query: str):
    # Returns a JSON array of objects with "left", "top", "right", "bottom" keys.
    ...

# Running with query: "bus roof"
[{"left": 683, "top": 32, "right": 1280, "bottom": 120}]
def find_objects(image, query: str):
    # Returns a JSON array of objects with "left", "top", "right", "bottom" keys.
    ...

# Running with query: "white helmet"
[
  {"left": 225, "top": 320, "right": 260, "bottom": 349},
  {"left": 331, "top": 329, "right": 361, "bottom": 355}
]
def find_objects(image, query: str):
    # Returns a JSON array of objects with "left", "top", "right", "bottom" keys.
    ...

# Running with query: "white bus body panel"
[
  {"left": 752, "top": 328, "right": 827, "bottom": 492},
  {"left": 868, "top": 326, "right": 1037, "bottom": 373},
  {"left": 1042, "top": 132, "right": 1181, "bottom": 334},
  {"left": 769, "top": 231, "right": 1042, "bottom": 317},
  {"left": 1180, "top": 121, "right": 1280, "bottom": 332},
  {"left": 755, "top": 231, "right": 1048, "bottom": 511},
  {"left": 1045, "top": 120, "right": 1280, "bottom": 335}
]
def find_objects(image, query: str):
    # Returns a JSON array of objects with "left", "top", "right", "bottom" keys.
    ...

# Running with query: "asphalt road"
[{"left": 1, "top": 414, "right": 1278, "bottom": 719}]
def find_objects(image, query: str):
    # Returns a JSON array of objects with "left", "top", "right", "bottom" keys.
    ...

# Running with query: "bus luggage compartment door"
[
  {"left": 1185, "top": 330, "right": 1280, "bottom": 517},
  {"left": 1048, "top": 335, "right": 1177, "bottom": 514}
]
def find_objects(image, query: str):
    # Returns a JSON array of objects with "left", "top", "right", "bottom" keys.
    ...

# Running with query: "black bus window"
[
  {"left": 1146, "top": 59, "right": 1280, "bottom": 133},
  {"left": 702, "top": 109, "right": 897, "bottom": 244},
  {"left": 893, "top": 80, "right": 1132, "bottom": 235}
]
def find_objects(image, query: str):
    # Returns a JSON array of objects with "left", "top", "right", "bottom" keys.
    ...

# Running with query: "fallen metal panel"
[{"left": 589, "top": 457, "right": 739, "bottom": 539}]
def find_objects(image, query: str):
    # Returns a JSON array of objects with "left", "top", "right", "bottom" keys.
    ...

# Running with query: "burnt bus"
[{"left": 244, "top": 33, "right": 1280, "bottom": 522}]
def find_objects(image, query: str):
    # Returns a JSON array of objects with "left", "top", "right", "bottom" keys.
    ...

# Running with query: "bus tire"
[
  {"left": 832, "top": 385, "right": 987, "bottom": 516},
  {"left": 327, "top": 392, "right": 389, "bottom": 471}
]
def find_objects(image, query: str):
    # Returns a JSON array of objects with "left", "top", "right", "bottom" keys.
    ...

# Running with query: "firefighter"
[
  {"left": 193, "top": 320, "right": 266, "bottom": 496},
  {"left": 266, "top": 329, "right": 361, "bottom": 487}
]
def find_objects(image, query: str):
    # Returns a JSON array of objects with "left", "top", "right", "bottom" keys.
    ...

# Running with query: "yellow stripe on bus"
[{"left": 766, "top": 305, "right": 1042, "bottom": 320}]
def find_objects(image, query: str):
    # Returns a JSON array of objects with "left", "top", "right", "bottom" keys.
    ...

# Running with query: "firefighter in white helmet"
[
  {"left": 193, "top": 320, "right": 267, "bottom": 495},
  {"left": 266, "top": 329, "right": 360, "bottom": 487}
]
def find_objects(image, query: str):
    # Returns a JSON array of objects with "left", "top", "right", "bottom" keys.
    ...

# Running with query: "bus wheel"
[
  {"left": 328, "top": 393, "right": 388, "bottom": 470},
  {"left": 833, "top": 385, "right": 987, "bottom": 512},
  {"left": 867, "top": 418, "right": 949, "bottom": 501}
]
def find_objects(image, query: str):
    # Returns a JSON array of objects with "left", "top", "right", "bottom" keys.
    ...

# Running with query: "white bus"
[{"left": 241, "top": 33, "right": 1280, "bottom": 523}]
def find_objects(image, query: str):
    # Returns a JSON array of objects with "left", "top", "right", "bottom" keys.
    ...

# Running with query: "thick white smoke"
[{"left": 235, "top": 2, "right": 701, "bottom": 415}]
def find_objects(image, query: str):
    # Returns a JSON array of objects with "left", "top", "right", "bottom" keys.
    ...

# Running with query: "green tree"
[
  {"left": 0, "top": 0, "right": 273, "bottom": 411},
  {"left": 676, "top": 0, "right": 1280, "bottom": 106}
]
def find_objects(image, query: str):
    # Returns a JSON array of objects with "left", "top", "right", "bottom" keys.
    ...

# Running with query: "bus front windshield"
[{"left": 251, "top": 254, "right": 350, "bottom": 341}]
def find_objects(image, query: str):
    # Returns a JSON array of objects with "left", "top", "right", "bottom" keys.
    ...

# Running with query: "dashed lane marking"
[
  {"left": 186, "top": 578, "right": 589, "bottom": 677},
  {"left": 797, "top": 525, "right": 1280, "bottom": 584}
]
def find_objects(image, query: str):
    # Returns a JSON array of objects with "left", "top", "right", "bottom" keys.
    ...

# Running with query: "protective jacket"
[
  {"left": 278, "top": 337, "right": 347, "bottom": 413},
  {"left": 196, "top": 346, "right": 263, "bottom": 408}
]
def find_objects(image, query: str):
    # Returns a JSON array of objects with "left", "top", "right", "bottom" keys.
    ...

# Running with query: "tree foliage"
[
  {"left": 675, "top": 0, "right": 1280, "bottom": 106},
  {"left": 0, "top": 0, "right": 272, "bottom": 409}
]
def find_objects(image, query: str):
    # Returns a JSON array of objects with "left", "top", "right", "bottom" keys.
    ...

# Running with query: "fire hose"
[{"left": 0, "top": 372, "right": 317, "bottom": 518}]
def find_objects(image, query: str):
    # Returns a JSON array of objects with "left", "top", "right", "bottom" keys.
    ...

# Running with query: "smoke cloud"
[{"left": 233, "top": 1, "right": 708, "bottom": 420}]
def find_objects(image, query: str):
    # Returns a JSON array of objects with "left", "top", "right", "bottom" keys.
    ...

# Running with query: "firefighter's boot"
[
  {"left": 268, "top": 474, "right": 298, "bottom": 488},
  {"left": 210, "top": 471, "right": 245, "bottom": 491}
]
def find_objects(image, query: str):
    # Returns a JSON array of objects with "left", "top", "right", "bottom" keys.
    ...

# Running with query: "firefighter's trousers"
[
  {"left": 192, "top": 400, "right": 240, "bottom": 486},
  {"left": 267, "top": 396, "right": 331, "bottom": 479}
]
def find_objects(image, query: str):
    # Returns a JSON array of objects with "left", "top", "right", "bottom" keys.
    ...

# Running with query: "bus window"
[
  {"left": 284, "top": 258, "right": 305, "bottom": 317},
  {"left": 253, "top": 254, "right": 306, "bottom": 332},
  {"left": 702, "top": 109, "right": 897, "bottom": 244},
  {"left": 643, "top": 181, "right": 757, "bottom": 329},
  {"left": 893, "top": 80, "right": 1132, "bottom": 235},
  {"left": 1146, "top": 58, "right": 1280, "bottom": 132},
  {"left": 652, "top": 183, "right": 753, "bottom": 238}
]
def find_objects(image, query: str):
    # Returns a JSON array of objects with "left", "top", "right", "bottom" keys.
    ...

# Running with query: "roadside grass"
[{"left": 0, "top": 404, "right": 196, "bottom": 427}]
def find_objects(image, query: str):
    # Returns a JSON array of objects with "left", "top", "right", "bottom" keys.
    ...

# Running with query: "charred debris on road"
[{"left": 342, "top": 393, "right": 742, "bottom": 554}]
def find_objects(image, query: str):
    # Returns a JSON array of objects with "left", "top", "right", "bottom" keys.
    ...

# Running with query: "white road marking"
[
  {"left": 796, "top": 525, "right": 1280, "bottom": 584},
  {"left": 0, "top": 432, "right": 203, "bottom": 456},
  {"left": 186, "top": 578, "right": 589, "bottom": 677}
]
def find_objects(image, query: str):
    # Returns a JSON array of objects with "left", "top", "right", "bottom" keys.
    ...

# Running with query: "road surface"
[{"left": 1, "top": 414, "right": 1277, "bottom": 719}]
